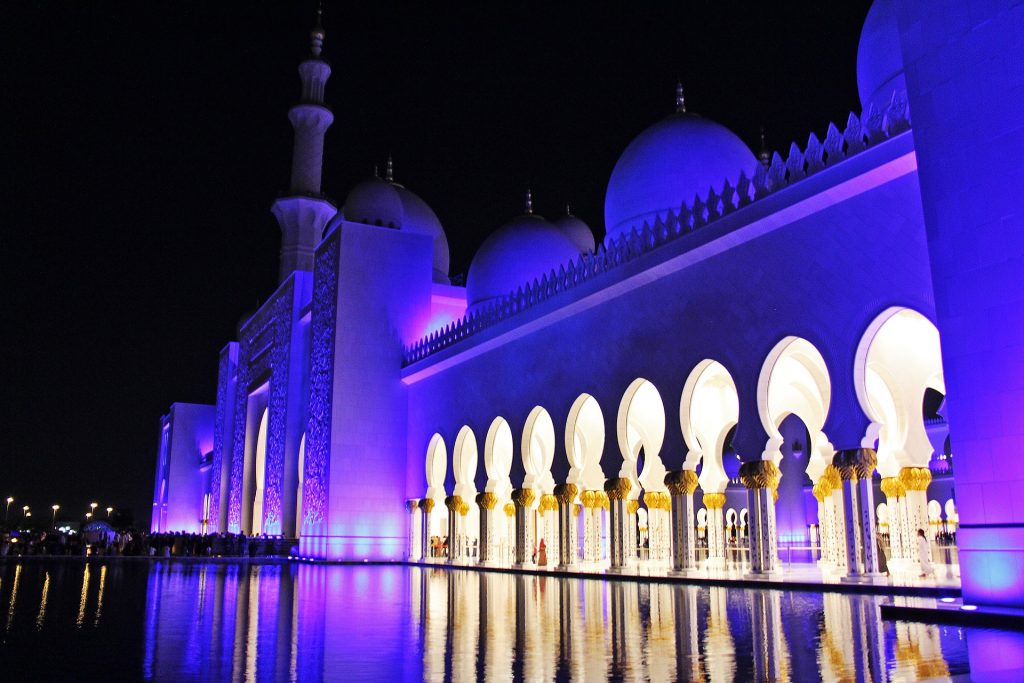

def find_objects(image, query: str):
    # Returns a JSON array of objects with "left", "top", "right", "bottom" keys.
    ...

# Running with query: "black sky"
[{"left": 1, "top": 1, "right": 872, "bottom": 524}]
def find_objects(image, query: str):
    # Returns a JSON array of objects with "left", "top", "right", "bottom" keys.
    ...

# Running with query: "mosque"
[{"left": 150, "top": 1, "right": 1024, "bottom": 608}]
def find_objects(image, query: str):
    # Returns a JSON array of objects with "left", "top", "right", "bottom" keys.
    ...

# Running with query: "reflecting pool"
[{"left": 1, "top": 559, "right": 1022, "bottom": 681}]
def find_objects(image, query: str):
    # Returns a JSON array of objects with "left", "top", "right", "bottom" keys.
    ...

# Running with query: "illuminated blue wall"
[
  {"left": 302, "top": 221, "right": 434, "bottom": 560},
  {"left": 160, "top": 402, "right": 215, "bottom": 533},
  {"left": 897, "top": 0, "right": 1024, "bottom": 607},
  {"left": 404, "top": 147, "right": 935, "bottom": 509}
]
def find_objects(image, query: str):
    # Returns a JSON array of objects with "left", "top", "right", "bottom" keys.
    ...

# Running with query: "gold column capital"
[
  {"left": 421, "top": 498, "right": 435, "bottom": 514},
  {"left": 626, "top": 499, "right": 640, "bottom": 515},
  {"left": 880, "top": 477, "right": 907, "bottom": 499},
  {"left": 503, "top": 502, "right": 515, "bottom": 517},
  {"left": 476, "top": 492, "right": 498, "bottom": 510},
  {"left": 511, "top": 488, "right": 535, "bottom": 508},
  {"left": 405, "top": 499, "right": 419, "bottom": 512},
  {"left": 444, "top": 495, "right": 464, "bottom": 512},
  {"left": 665, "top": 469, "right": 699, "bottom": 495},
  {"left": 604, "top": 477, "right": 632, "bottom": 500},
  {"left": 554, "top": 483, "right": 579, "bottom": 505},
  {"left": 702, "top": 492, "right": 726, "bottom": 509},
  {"left": 898, "top": 466, "right": 932, "bottom": 491},
  {"left": 739, "top": 460, "right": 781, "bottom": 490}
]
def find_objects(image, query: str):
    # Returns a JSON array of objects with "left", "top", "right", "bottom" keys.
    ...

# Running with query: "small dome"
[
  {"left": 344, "top": 176, "right": 403, "bottom": 229},
  {"left": 553, "top": 209, "right": 596, "bottom": 254},
  {"left": 604, "top": 111, "right": 757, "bottom": 241},
  {"left": 467, "top": 212, "right": 579, "bottom": 309},
  {"left": 343, "top": 175, "right": 450, "bottom": 284},
  {"left": 856, "top": 0, "right": 906, "bottom": 115},
  {"left": 394, "top": 185, "right": 451, "bottom": 284}
]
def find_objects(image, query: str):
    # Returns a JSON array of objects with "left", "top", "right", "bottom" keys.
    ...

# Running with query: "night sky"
[{"left": 2, "top": 1, "right": 872, "bottom": 525}]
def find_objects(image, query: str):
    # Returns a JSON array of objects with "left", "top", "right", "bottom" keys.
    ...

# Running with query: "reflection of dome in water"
[
  {"left": 467, "top": 195, "right": 580, "bottom": 309},
  {"left": 604, "top": 87, "right": 757, "bottom": 241},
  {"left": 341, "top": 163, "right": 451, "bottom": 284},
  {"left": 856, "top": 0, "right": 907, "bottom": 114}
]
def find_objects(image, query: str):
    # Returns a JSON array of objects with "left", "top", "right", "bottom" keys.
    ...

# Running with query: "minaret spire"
[
  {"left": 271, "top": 5, "right": 337, "bottom": 284},
  {"left": 310, "top": 2, "right": 325, "bottom": 57},
  {"left": 385, "top": 154, "right": 394, "bottom": 183},
  {"left": 675, "top": 81, "right": 686, "bottom": 113},
  {"left": 525, "top": 188, "right": 534, "bottom": 215},
  {"left": 758, "top": 126, "right": 771, "bottom": 168}
]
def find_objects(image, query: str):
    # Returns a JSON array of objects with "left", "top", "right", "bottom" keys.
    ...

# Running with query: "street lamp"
[
  {"left": 51, "top": 504, "right": 60, "bottom": 528},
  {"left": 106, "top": 507, "right": 113, "bottom": 518},
  {"left": 90, "top": 502, "right": 98, "bottom": 515},
  {"left": 22, "top": 505, "right": 29, "bottom": 517},
  {"left": 5, "top": 497, "right": 13, "bottom": 522},
  {"left": 85, "top": 512, "right": 92, "bottom": 520}
]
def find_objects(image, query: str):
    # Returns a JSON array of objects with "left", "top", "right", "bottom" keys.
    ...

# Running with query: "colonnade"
[
  {"left": 408, "top": 451, "right": 944, "bottom": 581},
  {"left": 409, "top": 309, "right": 949, "bottom": 581}
]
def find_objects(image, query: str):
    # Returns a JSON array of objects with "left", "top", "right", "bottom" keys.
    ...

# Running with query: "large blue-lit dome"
[
  {"left": 467, "top": 212, "right": 579, "bottom": 309},
  {"left": 343, "top": 175, "right": 450, "bottom": 283},
  {"left": 604, "top": 110, "right": 757, "bottom": 241},
  {"left": 856, "top": 0, "right": 906, "bottom": 115}
]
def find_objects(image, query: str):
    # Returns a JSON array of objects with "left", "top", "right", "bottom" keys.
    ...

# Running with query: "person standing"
[{"left": 917, "top": 529, "right": 935, "bottom": 578}]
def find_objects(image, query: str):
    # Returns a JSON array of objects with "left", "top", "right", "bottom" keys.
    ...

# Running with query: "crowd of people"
[{"left": 0, "top": 528, "right": 294, "bottom": 559}]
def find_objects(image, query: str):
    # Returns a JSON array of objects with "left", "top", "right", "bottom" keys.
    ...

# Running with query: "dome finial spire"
[
  {"left": 565, "top": 202, "right": 572, "bottom": 216},
  {"left": 385, "top": 154, "right": 394, "bottom": 182},
  {"left": 758, "top": 126, "right": 770, "bottom": 168},
  {"left": 675, "top": 81, "right": 686, "bottom": 113},
  {"left": 310, "top": 1, "right": 326, "bottom": 58},
  {"left": 525, "top": 188, "right": 533, "bottom": 215}
]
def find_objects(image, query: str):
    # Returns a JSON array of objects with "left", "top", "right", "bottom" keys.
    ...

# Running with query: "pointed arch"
[
  {"left": 855, "top": 307, "right": 944, "bottom": 476},
  {"left": 617, "top": 378, "right": 666, "bottom": 494},
  {"left": 680, "top": 360, "right": 738, "bottom": 494},
  {"left": 522, "top": 406, "right": 556, "bottom": 493},
  {"left": 565, "top": 393, "right": 606, "bottom": 491},
  {"left": 757, "top": 336, "right": 834, "bottom": 482}
]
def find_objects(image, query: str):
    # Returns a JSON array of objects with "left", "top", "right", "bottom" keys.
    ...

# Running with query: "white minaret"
[{"left": 271, "top": 6, "right": 337, "bottom": 283}]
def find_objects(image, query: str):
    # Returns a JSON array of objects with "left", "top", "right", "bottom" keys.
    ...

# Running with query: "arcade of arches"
[{"left": 407, "top": 308, "right": 960, "bottom": 581}]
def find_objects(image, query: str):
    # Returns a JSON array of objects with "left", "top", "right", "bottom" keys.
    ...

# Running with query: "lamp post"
[
  {"left": 106, "top": 507, "right": 113, "bottom": 518},
  {"left": 5, "top": 497, "right": 13, "bottom": 522},
  {"left": 85, "top": 512, "right": 92, "bottom": 521},
  {"left": 90, "top": 502, "right": 98, "bottom": 516},
  {"left": 22, "top": 505, "right": 29, "bottom": 518},
  {"left": 51, "top": 504, "right": 60, "bottom": 528}
]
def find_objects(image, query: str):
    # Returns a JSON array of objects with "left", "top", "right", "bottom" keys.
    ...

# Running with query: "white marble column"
[
  {"left": 666, "top": 470, "right": 698, "bottom": 572},
  {"left": 555, "top": 484, "right": 579, "bottom": 569},
  {"left": 406, "top": 499, "right": 421, "bottom": 560},
  {"left": 740, "top": 460, "right": 781, "bottom": 575},
  {"left": 580, "top": 491, "right": 604, "bottom": 563},
  {"left": 512, "top": 488, "right": 535, "bottom": 567},
  {"left": 900, "top": 467, "right": 933, "bottom": 541},
  {"left": 420, "top": 497, "right": 435, "bottom": 560},
  {"left": 704, "top": 493, "right": 727, "bottom": 568},
  {"left": 445, "top": 496, "right": 464, "bottom": 563},
  {"left": 606, "top": 478, "right": 632, "bottom": 570},
  {"left": 477, "top": 492, "right": 497, "bottom": 564},
  {"left": 881, "top": 477, "right": 909, "bottom": 568},
  {"left": 833, "top": 449, "right": 880, "bottom": 578}
]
